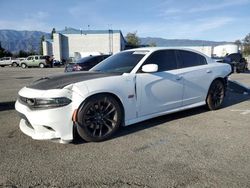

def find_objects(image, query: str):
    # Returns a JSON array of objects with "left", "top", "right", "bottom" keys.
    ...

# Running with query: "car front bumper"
[{"left": 15, "top": 99, "right": 74, "bottom": 142}]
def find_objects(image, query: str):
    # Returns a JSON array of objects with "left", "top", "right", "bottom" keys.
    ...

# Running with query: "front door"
[
  {"left": 137, "top": 71, "right": 184, "bottom": 116},
  {"left": 136, "top": 50, "right": 184, "bottom": 117}
]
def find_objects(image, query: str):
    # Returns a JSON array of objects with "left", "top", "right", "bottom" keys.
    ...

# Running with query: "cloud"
[
  {"left": 119, "top": 16, "right": 235, "bottom": 41},
  {"left": 189, "top": 0, "right": 250, "bottom": 13},
  {"left": 0, "top": 11, "right": 51, "bottom": 31},
  {"left": 159, "top": 0, "right": 250, "bottom": 17}
]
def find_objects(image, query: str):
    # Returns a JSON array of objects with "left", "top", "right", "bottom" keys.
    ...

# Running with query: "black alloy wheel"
[
  {"left": 76, "top": 94, "right": 122, "bottom": 142},
  {"left": 206, "top": 80, "right": 225, "bottom": 110}
]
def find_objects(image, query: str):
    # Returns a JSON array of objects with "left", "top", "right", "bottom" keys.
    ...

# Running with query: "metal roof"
[{"left": 58, "top": 28, "right": 122, "bottom": 35}]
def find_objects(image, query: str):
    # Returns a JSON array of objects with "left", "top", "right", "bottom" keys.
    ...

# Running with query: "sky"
[{"left": 0, "top": 0, "right": 250, "bottom": 41}]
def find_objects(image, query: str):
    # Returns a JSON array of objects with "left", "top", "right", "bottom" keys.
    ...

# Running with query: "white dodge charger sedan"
[{"left": 15, "top": 48, "right": 231, "bottom": 143}]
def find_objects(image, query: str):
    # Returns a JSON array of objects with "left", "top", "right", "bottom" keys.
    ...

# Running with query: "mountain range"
[
  {"left": 0, "top": 29, "right": 230, "bottom": 53},
  {"left": 0, "top": 30, "right": 49, "bottom": 53}
]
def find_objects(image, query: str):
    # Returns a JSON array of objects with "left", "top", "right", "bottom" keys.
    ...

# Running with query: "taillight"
[{"left": 73, "top": 64, "right": 82, "bottom": 71}]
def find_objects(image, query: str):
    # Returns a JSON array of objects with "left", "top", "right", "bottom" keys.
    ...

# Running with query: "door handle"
[{"left": 206, "top": 70, "right": 212, "bottom": 73}]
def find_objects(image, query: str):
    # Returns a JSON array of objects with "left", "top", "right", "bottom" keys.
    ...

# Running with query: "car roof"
[{"left": 125, "top": 47, "right": 209, "bottom": 57}]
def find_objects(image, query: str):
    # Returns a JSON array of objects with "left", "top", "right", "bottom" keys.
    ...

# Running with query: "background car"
[
  {"left": 64, "top": 55, "right": 110, "bottom": 72},
  {"left": 53, "top": 60, "right": 64, "bottom": 67},
  {"left": 222, "top": 53, "right": 248, "bottom": 73},
  {"left": 20, "top": 55, "right": 49, "bottom": 68},
  {"left": 15, "top": 48, "right": 231, "bottom": 143},
  {"left": 0, "top": 57, "right": 20, "bottom": 67}
]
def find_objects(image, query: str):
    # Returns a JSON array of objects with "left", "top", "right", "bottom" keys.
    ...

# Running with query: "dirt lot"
[{"left": 0, "top": 67, "right": 249, "bottom": 188}]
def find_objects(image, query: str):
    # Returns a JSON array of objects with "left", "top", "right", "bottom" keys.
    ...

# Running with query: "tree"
[
  {"left": 40, "top": 35, "right": 45, "bottom": 55},
  {"left": 51, "top": 28, "right": 56, "bottom": 39},
  {"left": 243, "top": 33, "right": 250, "bottom": 56},
  {"left": 0, "top": 42, "right": 12, "bottom": 58},
  {"left": 234, "top": 39, "right": 242, "bottom": 46},
  {"left": 125, "top": 32, "right": 140, "bottom": 48},
  {"left": 18, "top": 50, "right": 35, "bottom": 58}
]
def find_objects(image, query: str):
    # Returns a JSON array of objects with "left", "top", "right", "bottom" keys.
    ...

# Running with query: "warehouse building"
[{"left": 43, "top": 28, "right": 126, "bottom": 61}]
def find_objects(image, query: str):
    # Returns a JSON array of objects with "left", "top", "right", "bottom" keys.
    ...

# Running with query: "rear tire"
[
  {"left": 206, "top": 80, "right": 225, "bottom": 110},
  {"left": 12, "top": 62, "right": 18, "bottom": 67},
  {"left": 21, "top": 63, "right": 27, "bottom": 69},
  {"left": 76, "top": 94, "right": 122, "bottom": 142},
  {"left": 39, "top": 63, "right": 45, "bottom": 68}
]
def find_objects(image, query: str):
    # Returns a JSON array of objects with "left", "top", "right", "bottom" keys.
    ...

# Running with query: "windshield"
[{"left": 91, "top": 51, "right": 147, "bottom": 73}]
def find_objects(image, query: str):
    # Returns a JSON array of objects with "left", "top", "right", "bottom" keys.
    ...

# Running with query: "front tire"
[
  {"left": 76, "top": 94, "right": 122, "bottom": 142},
  {"left": 206, "top": 80, "right": 225, "bottom": 110}
]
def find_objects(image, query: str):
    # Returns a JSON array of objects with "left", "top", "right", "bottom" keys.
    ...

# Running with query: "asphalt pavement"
[{"left": 0, "top": 67, "right": 249, "bottom": 188}]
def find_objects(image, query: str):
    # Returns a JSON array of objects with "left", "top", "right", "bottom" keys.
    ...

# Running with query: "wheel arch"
[
  {"left": 206, "top": 77, "right": 227, "bottom": 98},
  {"left": 73, "top": 92, "right": 125, "bottom": 142},
  {"left": 12, "top": 61, "right": 17, "bottom": 65},
  {"left": 77, "top": 92, "right": 125, "bottom": 124}
]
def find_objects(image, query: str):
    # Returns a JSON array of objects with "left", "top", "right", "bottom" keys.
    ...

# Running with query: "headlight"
[{"left": 19, "top": 96, "right": 72, "bottom": 109}]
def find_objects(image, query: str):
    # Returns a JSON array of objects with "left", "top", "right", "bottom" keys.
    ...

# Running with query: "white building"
[
  {"left": 213, "top": 44, "right": 239, "bottom": 57},
  {"left": 184, "top": 44, "right": 240, "bottom": 57},
  {"left": 43, "top": 28, "right": 126, "bottom": 61}
]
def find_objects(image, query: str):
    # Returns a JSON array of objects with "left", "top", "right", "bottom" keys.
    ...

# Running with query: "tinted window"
[
  {"left": 91, "top": 51, "right": 147, "bottom": 73},
  {"left": 142, "top": 50, "right": 178, "bottom": 72},
  {"left": 88, "top": 57, "right": 99, "bottom": 66},
  {"left": 227, "top": 53, "right": 242, "bottom": 62},
  {"left": 178, "top": 50, "right": 207, "bottom": 68}
]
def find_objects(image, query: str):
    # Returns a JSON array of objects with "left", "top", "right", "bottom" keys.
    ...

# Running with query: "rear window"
[{"left": 178, "top": 50, "right": 207, "bottom": 68}]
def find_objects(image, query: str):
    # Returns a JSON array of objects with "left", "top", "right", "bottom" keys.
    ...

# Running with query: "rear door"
[
  {"left": 176, "top": 50, "right": 213, "bottom": 106},
  {"left": 33, "top": 56, "right": 40, "bottom": 66}
]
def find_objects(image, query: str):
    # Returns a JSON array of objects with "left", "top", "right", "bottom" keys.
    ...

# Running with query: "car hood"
[{"left": 27, "top": 71, "right": 122, "bottom": 90}]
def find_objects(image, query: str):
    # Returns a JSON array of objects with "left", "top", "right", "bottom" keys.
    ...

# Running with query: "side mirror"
[{"left": 142, "top": 64, "right": 158, "bottom": 73}]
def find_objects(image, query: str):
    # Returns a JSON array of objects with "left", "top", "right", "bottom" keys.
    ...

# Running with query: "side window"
[
  {"left": 35, "top": 56, "right": 39, "bottom": 60},
  {"left": 178, "top": 50, "right": 207, "bottom": 68},
  {"left": 142, "top": 50, "right": 178, "bottom": 72},
  {"left": 27, "top": 57, "right": 32, "bottom": 60}
]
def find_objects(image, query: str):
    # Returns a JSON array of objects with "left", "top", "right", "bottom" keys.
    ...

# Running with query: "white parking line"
[{"left": 231, "top": 109, "right": 250, "bottom": 115}]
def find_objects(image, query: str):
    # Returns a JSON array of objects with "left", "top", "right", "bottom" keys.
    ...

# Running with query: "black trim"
[{"left": 16, "top": 112, "right": 33, "bottom": 129}]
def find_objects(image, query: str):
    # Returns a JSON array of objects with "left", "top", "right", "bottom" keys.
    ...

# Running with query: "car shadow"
[
  {"left": 228, "top": 80, "right": 249, "bottom": 94},
  {"left": 72, "top": 106, "right": 208, "bottom": 145},
  {"left": 73, "top": 88, "right": 249, "bottom": 145},
  {"left": 114, "top": 90, "right": 250, "bottom": 140},
  {"left": 0, "top": 101, "right": 16, "bottom": 111}
]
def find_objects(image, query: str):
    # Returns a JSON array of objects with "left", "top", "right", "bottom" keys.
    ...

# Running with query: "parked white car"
[
  {"left": 15, "top": 47, "right": 231, "bottom": 143},
  {"left": 0, "top": 57, "right": 20, "bottom": 67}
]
